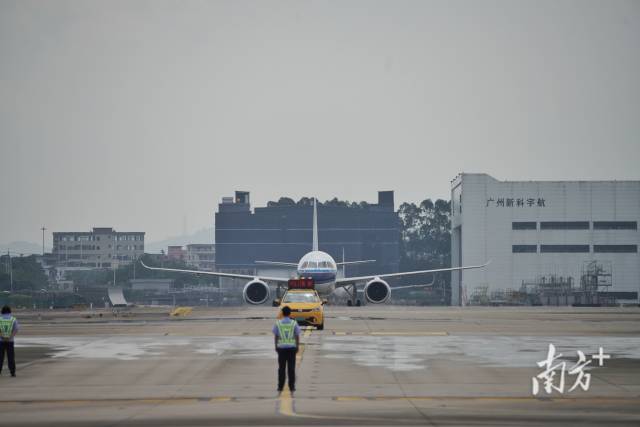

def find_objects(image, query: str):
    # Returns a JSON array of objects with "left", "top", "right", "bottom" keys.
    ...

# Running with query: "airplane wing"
[
  {"left": 335, "top": 260, "right": 376, "bottom": 266},
  {"left": 140, "top": 260, "right": 290, "bottom": 283},
  {"left": 255, "top": 261, "right": 298, "bottom": 268},
  {"left": 335, "top": 261, "right": 490, "bottom": 287},
  {"left": 389, "top": 283, "right": 434, "bottom": 291}
]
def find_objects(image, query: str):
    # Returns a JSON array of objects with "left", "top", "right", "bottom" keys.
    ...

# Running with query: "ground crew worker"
[
  {"left": 273, "top": 306, "right": 300, "bottom": 394},
  {"left": 0, "top": 305, "right": 19, "bottom": 377}
]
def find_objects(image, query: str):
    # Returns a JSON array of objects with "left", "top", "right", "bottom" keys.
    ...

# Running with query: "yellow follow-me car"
[{"left": 274, "top": 282, "right": 326, "bottom": 330}]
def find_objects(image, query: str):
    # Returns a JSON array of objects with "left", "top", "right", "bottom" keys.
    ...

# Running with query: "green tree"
[
  {"left": 324, "top": 197, "right": 349, "bottom": 207},
  {"left": 267, "top": 197, "right": 296, "bottom": 207},
  {"left": 0, "top": 255, "right": 48, "bottom": 291},
  {"left": 266, "top": 196, "right": 373, "bottom": 209},
  {"left": 297, "top": 197, "right": 314, "bottom": 206},
  {"left": 398, "top": 199, "right": 452, "bottom": 303}
]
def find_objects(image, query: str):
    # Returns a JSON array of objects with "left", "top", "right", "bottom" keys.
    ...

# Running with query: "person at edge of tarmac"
[
  {"left": 273, "top": 305, "right": 300, "bottom": 395},
  {"left": 0, "top": 305, "right": 19, "bottom": 377}
]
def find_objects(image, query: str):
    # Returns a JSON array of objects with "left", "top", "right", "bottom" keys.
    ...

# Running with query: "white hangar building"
[{"left": 450, "top": 173, "right": 639, "bottom": 305}]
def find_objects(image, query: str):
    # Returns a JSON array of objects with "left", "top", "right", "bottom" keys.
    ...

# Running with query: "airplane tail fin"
[{"left": 312, "top": 198, "right": 319, "bottom": 252}]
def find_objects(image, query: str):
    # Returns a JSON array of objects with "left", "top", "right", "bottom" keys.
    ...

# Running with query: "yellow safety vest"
[
  {"left": 276, "top": 319, "right": 297, "bottom": 348},
  {"left": 0, "top": 316, "right": 16, "bottom": 339}
]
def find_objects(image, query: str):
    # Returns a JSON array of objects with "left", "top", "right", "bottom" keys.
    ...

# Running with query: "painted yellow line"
[
  {"left": 2, "top": 395, "right": 635, "bottom": 407},
  {"left": 0, "top": 397, "right": 233, "bottom": 406},
  {"left": 371, "top": 331, "right": 449, "bottom": 336},
  {"left": 279, "top": 327, "right": 312, "bottom": 417},
  {"left": 332, "top": 331, "right": 448, "bottom": 336},
  {"left": 277, "top": 389, "right": 295, "bottom": 416},
  {"left": 295, "top": 327, "right": 312, "bottom": 363},
  {"left": 275, "top": 328, "right": 423, "bottom": 423},
  {"left": 208, "top": 397, "right": 233, "bottom": 402},
  {"left": 334, "top": 396, "right": 640, "bottom": 403}
]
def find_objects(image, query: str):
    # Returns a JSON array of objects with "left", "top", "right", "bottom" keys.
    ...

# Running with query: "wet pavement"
[{"left": 0, "top": 306, "right": 638, "bottom": 425}]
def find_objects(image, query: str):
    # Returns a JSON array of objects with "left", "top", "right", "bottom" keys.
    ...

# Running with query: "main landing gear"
[{"left": 345, "top": 284, "right": 362, "bottom": 306}]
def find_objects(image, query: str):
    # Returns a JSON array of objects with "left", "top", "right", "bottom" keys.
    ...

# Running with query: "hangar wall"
[{"left": 451, "top": 173, "right": 640, "bottom": 305}]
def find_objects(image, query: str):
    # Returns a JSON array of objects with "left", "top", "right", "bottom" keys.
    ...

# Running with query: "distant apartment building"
[
  {"left": 52, "top": 227, "right": 144, "bottom": 268},
  {"left": 185, "top": 244, "right": 215, "bottom": 271},
  {"left": 167, "top": 245, "right": 186, "bottom": 261},
  {"left": 164, "top": 244, "right": 215, "bottom": 270}
]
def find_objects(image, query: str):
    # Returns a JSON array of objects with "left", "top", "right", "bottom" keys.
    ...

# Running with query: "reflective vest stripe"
[
  {"left": 0, "top": 317, "right": 15, "bottom": 338},
  {"left": 276, "top": 320, "right": 297, "bottom": 347}
]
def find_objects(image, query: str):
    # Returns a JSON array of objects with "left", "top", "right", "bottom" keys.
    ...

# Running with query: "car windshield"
[{"left": 283, "top": 292, "right": 319, "bottom": 303}]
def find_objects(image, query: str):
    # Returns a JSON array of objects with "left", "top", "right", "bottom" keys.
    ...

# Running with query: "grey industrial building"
[
  {"left": 53, "top": 227, "right": 145, "bottom": 268},
  {"left": 215, "top": 191, "right": 400, "bottom": 278},
  {"left": 451, "top": 174, "right": 640, "bottom": 306}
]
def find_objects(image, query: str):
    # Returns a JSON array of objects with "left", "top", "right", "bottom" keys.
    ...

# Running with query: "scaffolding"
[
  {"left": 468, "top": 262, "right": 616, "bottom": 306},
  {"left": 469, "top": 285, "right": 489, "bottom": 306},
  {"left": 529, "top": 275, "right": 574, "bottom": 306},
  {"left": 574, "top": 261, "right": 613, "bottom": 306}
]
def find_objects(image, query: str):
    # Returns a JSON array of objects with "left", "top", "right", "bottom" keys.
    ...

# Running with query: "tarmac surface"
[{"left": 1, "top": 305, "right": 639, "bottom": 426}]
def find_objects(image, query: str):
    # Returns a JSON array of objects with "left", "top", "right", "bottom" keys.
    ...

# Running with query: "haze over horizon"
[{"left": 1, "top": 0, "right": 639, "bottom": 247}]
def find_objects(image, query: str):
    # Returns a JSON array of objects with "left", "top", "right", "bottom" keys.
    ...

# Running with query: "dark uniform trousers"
[
  {"left": 0, "top": 341, "right": 15, "bottom": 375},
  {"left": 277, "top": 347, "right": 297, "bottom": 391}
]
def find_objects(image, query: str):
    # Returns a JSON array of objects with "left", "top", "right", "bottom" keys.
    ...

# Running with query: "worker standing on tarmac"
[
  {"left": 273, "top": 306, "right": 300, "bottom": 395},
  {"left": 0, "top": 305, "right": 19, "bottom": 377}
]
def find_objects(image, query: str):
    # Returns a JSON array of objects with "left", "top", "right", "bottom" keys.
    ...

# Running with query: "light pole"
[
  {"left": 6, "top": 250, "right": 13, "bottom": 293},
  {"left": 41, "top": 226, "right": 47, "bottom": 255},
  {"left": 112, "top": 233, "right": 117, "bottom": 287}
]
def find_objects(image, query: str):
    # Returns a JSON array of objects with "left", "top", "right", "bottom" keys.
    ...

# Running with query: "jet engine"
[
  {"left": 364, "top": 278, "right": 391, "bottom": 304},
  {"left": 243, "top": 279, "right": 270, "bottom": 305}
]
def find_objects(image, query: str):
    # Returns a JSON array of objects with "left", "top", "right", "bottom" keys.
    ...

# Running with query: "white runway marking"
[
  {"left": 17, "top": 336, "right": 276, "bottom": 360},
  {"left": 16, "top": 335, "right": 640, "bottom": 371},
  {"left": 321, "top": 335, "right": 640, "bottom": 371}
]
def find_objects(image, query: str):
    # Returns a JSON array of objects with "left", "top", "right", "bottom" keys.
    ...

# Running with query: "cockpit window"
[{"left": 301, "top": 260, "right": 336, "bottom": 269}]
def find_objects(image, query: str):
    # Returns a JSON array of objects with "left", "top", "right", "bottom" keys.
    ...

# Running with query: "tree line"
[{"left": 267, "top": 196, "right": 374, "bottom": 209}]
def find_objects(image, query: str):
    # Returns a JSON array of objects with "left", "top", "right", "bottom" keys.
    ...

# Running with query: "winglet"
[{"left": 312, "top": 197, "right": 319, "bottom": 252}]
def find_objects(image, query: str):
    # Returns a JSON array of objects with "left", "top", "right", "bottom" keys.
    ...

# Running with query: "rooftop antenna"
[{"left": 312, "top": 198, "right": 318, "bottom": 252}]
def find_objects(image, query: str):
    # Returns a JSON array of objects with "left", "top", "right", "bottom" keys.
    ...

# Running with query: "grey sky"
[{"left": 1, "top": 0, "right": 639, "bottom": 246}]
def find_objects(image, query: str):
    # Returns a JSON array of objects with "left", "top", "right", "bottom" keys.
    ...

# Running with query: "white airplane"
[{"left": 141, "top": 199, "right": 489, "bottom": 305}]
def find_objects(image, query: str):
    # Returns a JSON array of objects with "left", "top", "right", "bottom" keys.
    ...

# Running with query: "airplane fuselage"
[{"left": 296, "top": 250, "right": 337, "bottom": 296}]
